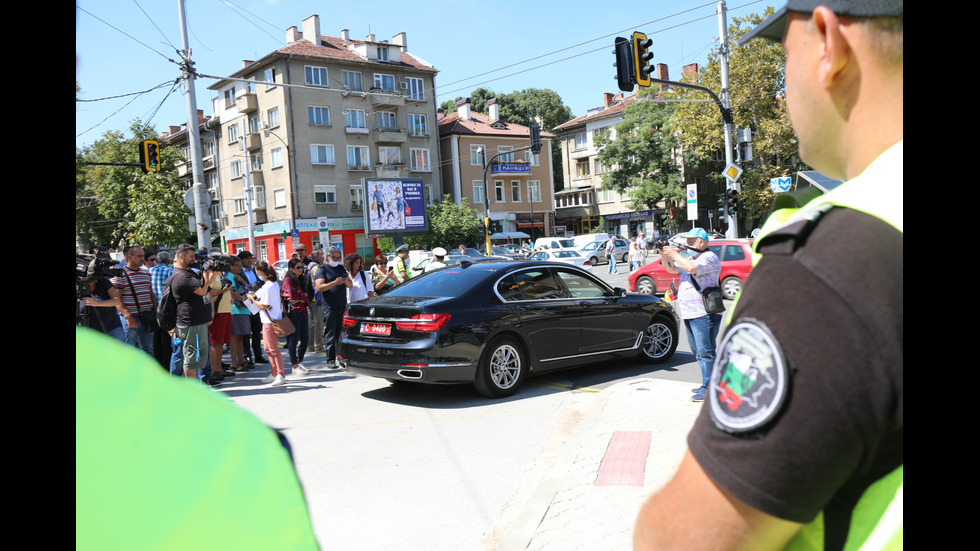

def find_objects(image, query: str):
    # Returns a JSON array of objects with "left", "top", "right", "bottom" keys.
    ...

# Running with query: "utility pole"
[
  {"left": 177, "top": 0, "right": 211, "bottom": 249},
  {"left": 717, "top": 0, "right": 739, "bottom": 239}
]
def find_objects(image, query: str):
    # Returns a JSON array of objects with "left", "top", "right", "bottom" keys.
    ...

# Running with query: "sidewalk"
[{"left": 497, "top": 378, "right": 702, "bottom": 551}]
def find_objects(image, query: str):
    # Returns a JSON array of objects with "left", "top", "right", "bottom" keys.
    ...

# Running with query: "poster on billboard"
[{"left": 364, "top": 178, "right": 428, "bottom": 235}]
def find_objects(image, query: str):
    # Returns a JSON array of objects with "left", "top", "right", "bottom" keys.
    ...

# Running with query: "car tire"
[
  {"left": 636, "top": 276, "right": 656, "bottom": 296},
  {"left": 638, "top": 316, "right": 678, "bottom": 363},
  {"left": 474, "top": 336, "right": 527, "bottom": 398},
  {"left": 589, "top": 255, "right": 602, "bottom": 266},
  {"left": 721, "top": 276, "right": 742, "bottom": 300},
  {"left": 622, "top": 253, "right": 630, "bottom": 264}
]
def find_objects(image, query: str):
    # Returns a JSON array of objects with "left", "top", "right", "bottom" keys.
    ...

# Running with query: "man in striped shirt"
[{"left": 111, "top": 246, "right": 157, "bottom": 356}]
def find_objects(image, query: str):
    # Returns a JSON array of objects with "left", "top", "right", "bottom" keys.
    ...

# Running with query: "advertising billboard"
[{"left": 364, "top": 179, "right": 428, "bottom": 235}]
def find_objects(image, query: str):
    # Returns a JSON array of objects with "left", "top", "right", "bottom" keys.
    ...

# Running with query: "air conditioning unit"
[{"left": 399, "top": 81, "right": 408, "bottom": 90}]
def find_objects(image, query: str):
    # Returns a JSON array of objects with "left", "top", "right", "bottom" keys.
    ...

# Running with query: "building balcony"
[
  {"left": 236, "top": 93, "right": 257, "bottom": 113},
  {"left": 374, "top": 165, "right": 408, "bottom": 178},
  {"left": 249, "top": 171, "right": 264, "bottom": 188},
  {"left": 246, "top": 132, "right": 261, "bottom": 150},
  {"left": 368, "top": 90, "right": 405, "bottom": 108},
  {"left": 373, "top": 127, "right": 407, "bottom": 143}
]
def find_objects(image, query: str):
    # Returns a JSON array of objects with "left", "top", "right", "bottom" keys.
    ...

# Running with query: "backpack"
[{"left": 156, "top": 275, "right": 178, "bottom": 332}]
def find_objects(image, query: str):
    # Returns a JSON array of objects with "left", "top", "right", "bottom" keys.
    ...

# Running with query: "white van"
[
  {"left": 570, "top": 233, "right": 611, "bottom": 249},
  {"left": 533, "top": 237, "right": 577, "bottom": 251}
]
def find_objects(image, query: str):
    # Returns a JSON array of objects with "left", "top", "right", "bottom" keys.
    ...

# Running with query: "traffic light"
[
  {"left": 530, "top": 123, "right": 541, "bottom": 155},
  {"left": 632, "top": 32, "right": 653, "bottom": 87},
  {"left": 139, "top": 140, "right": 161, "bottom": 173},
  {"left": 727, "top": 189, "right": 739, "bottom": 215},
  {"left": 613, "top": 37, "right": 635, "bottom": 92}
]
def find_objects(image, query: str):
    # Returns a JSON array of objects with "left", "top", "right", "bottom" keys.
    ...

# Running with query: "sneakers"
[
  {"left": 260, "top": 375, "right": 276, "bottom": 384},
  {"left": 691, "top": 387, "right": 707, "bottom": 402},
  {"left": 294, "top": 364, "right": 310, "bottom": 375},
  {"left": 270, "top": 375, "right": 285, "bottom": 386}
]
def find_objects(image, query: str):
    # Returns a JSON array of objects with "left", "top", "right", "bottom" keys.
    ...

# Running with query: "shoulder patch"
[{"left": 709, "top": 318, "right": 790, "bottom": 434}]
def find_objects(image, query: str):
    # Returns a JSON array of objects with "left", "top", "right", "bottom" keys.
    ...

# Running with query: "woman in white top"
[
  {"left": 247, "top": 261, "right": 286, "bottom": 386},
  {"left": 344, "top": 253, "right": 374, "bottom": 304}
]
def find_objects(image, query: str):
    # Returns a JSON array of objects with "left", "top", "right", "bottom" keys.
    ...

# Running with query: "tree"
[
  {"left": 76, "top": 120, "right": 193, "bottom": 249},
  {"left": 417, "top": 196, "right": 485, "bottom": 249},
  {"left": 595, "top": 86, "right": 684, "bottom": 212},
  {"left": 669, "top": 8, "right": 808, "bottom": 232}
]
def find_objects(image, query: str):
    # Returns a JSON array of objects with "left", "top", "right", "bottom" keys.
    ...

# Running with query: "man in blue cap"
[
  {"left": 635, "top": 1, "right": 902, "bottom": 549},
  {"left": 659, "top": 227, "right": 722, "bottom": 402}
]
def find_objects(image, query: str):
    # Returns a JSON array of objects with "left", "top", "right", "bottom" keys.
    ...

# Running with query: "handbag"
[
  {"left": 690, "top": 278, "right": 726, "bottom": 315},
  {"left": 271, "top": 315, "right": 295, "bottom": 338},
  {"left": 124, "top": 270, "right": 160, "bottom": 332}
]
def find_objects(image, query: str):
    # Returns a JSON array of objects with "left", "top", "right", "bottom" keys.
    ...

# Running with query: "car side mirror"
[{"left": 613, "top": 287, "right": 626, "bottom": 297}]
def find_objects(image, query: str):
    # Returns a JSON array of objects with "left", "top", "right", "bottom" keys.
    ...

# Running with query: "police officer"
[
  {"left": 394, "top": 244, "right": 412, "bottom": 281},
  {"left": 634, "top": 1, "right": 903, "bottom": 550},
  {"left": 424, "top": 247, "right": 448, "bottom": 272}
]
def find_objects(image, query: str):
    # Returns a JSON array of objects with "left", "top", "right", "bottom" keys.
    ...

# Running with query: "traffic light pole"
[
  {"left": 479, "top": 139, "right": 539, "bottom": 256},
  {"left": 177, "top": 0, "right": 212, "bottom": 250}
]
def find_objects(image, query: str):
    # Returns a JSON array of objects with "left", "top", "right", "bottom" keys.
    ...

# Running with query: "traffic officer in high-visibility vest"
[
  {"left": 394, "top": 244, "right": 412, "bottom": 281},
  {"left": 634, "top": 1, "right": 903, "bottom": 550}
]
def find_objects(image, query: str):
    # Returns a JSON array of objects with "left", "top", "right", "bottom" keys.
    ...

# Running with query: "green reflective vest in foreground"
[
  {"left": 76, "top": 327, "right": 319, "bottom": 550},
  {"left": 738, "top": 141, "right": 904, "bottom": 551}
]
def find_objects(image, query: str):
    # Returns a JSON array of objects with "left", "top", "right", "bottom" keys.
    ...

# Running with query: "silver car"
[
  {"left": 579, "top": 239, "right": 630, "bottom": 266},
  {"left": 527, "top": 249, "right": 593, "bottom": 269}
]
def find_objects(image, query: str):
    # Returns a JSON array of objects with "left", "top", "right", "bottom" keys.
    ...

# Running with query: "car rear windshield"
[{"left": 383, "top": 265, "right": 494, "bottom": 297}]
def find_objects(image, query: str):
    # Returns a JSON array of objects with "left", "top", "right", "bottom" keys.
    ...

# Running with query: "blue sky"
[{"left": 75, "top": 0, "right": 773, "bottom": 149}]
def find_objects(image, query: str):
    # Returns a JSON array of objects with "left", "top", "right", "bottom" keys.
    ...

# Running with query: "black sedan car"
[{"left": 339, "top": 260, "right": 679, "bottom": 398}]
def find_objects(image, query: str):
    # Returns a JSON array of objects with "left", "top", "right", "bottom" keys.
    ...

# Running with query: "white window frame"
[
  {"left": 252, "top": 185, "right": 266, "bottom": 209},
  {"left": 263, "top": 68, "right": 277, "bottom": 90},
  {"left": 379, "top": 147, "right": 401, "bottom": 165},
  {"left": 498, "top": 146, "right": 514, "bottom": 162},
  {"left": 308, "top": 106, "right": 331, "bottom": 126},
  {"left": 470, "top": 145, "right": 485, "bottom": 166},
  {"left": 405, "top": 77, "right": 424, "bottom": 101},
  {"left": 494, "top": 180, "right": 506, "bottom": 203},
  {"left": 223, "top": 87, "right": 235, "bottom": 109},
  {"left": 345, "top": 109, "right": 367, "bottom": 131},
  {"left": 250, "top": 150, "right": 262, "bottom": 171},
  {"left": 473, "top": 180, "right": 485, "bottom": 204},
  {"left": 511, "top": 180, "right": 522, "bottom": 202},
  {"left": 230, "top": 159, "right": 242, "bottom": 179},
  {"left": 234, "top": 197, "right": 247, "bottom": 215},
  {"left": 528, "top": 180, "right": 541, "bottom": 203},
  {"left": 342, "top": 70, "right": 362, "bottom": 91},
  {"left": 347, "top": 146, "right": 370, "bottom": 170},
  {"left": 526, "top": 150, "right": 540, "bottom": 165},
  {"left": 313, "top": 185, "right": 337, "bottom": 204},
  {"left": 376, "top": 111, "right": 397, "bottom": 128},
  {"left": 410, "top": 148, "right": 430, "bottom": 172},
  {"left": 408, "top": 113, "right": 428, "bottom": 136},
  {"left": 574, "top": 133, "right": 588, "bottom": 150},
  {"left": 227, "top": 123, "right": 240, "bottom": 143},
  {"left": 377, "top": 46, "right": 389, "bottom": 62},
  {"left": 267, "top": 107, "right": 280, "bottom": 129},
  {"left": 270, "top": 147, "right": 283, "bottom": 169},
  {"left": 373, "top": 73, "right": 395, "bottom": 91},
  {"left": 350, "top": 188, "right": 364, "bottom": 211},
  {"left": 310, "top": 144, "right": 335, "bottom": 165},
  {"left": 305, "top": 66, "right": 329, "bottom": 87},
  {"left": 274, "top": 187, "right": 286, "bottom": 208}
]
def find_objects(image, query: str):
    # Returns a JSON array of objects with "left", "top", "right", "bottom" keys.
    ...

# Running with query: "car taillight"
[
  {"left": 394, "top": 313, "right": 451, "bottom": 332},
  {"left": 342, "top": 315, "right": 357, "bottom": 328}
]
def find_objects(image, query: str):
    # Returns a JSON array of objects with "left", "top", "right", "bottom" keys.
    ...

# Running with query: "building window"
[
  {"left": 377, "top": 46, "right": 389, "bottom": 62},
  {"left": 223, "top": 87, "right": 235, "bottom": 109},
  {"left": 252, "top": 185, "right": 265, "bottom": 209},
  {"left": 526, "top": 151, "right": 540, "bottom": 165},
  {"left": 274, "top": 187, "right": 286, "bottom": 208},
  {"left": 410, "top": 148, "right": 430, "bottom": 172},
  {"left": 248, "top": 116, "right": 260, "bottom": 134},
  {"left": 308, "top": 106, "right": 331, "bottom": 125},
  {"left": 311, "top": 144, "right": 335, "bottom": 165},
  {"left": 594, "top": 158, "right": 605, "bottom": 174},
  {"left": 264, "top": 68, "right": 277, "bottom": 90},
  {"left": 528, "top": 180, "right": 541, "bottom": 203},
  {"left": 574, "top": 133, "right": 588, "bottom": 150},
  {"left": 203, "top": 140, "right": 215, "bottom": 158},
  {"left": 345, "top": 109, "right": 366, "bottom": 130},
  {"left": 267, "top": 107, "right": 279, "bottom": 128},
  {"left": 473, "top": 180, "right": 485, "bottom": 204},
  {"left": 350, "top": 188, "right": 363, "bottom": 211},
  {"left": 373, "top": 73, "right": 395, "bottom": 91},
  {"left": 250, "top": 150, "right": 262, "bottom": 171},
  {"left": 511, "top": 180, "right": 521, "bottom": 202},
  {"left": 314, "top": 185, "right": 337, "bottom": 204},
  {"left": 408, "top": 114, "right": 428, "bottom": 136},
  {"left": 405, "top": 77, "right": 424, "bottom": 101},
  {"left": 575, "top": 161, "right": 591, "bottom": 178},
  {"left": 470, "top": 145, "right": 485, "bottom": 166},
  {"left": 230, "top": 159, "right": 242, "bottom": 178},
  {"left": 305, "top": 66, "right": 328, "bottom": 87},
  {"left": 271, "top": 147, "right": 283, "bottom": 168},
  {"left": 498, "top": 146, "right": 514, "bottom": 162},
  {"left": 379, "top": 147, "right": 401, "bottom": 165},
  {"left": 376, "top": 111, "right": 397, "bottom": 129},
  {"left": 347, "top": 146, "right": 370, "bottom": 169},
  {"left": 227, "top": 123, "right": 240, "bottom": 143},
  {"left": 342, "top": 70, "right": 362, "bottom": 91},
  {"left": 234, "top": 197, "right": 247, "bottom": 215},
  {"left": 494, "top": 180, "right": 505, "bottom": 202}
]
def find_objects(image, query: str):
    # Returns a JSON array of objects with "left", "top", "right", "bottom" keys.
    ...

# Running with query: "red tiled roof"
[
  {"left": 552, "top": 92, "right": 635, "bottom": 132},
  {"left": 438, "top": 111, "right": 556, "bottom": 139},
  {"left": 234, "top": 35, "right": 437, "bottom": 76}
]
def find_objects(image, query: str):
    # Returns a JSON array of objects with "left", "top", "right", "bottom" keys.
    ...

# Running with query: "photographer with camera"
[
  {"left": 170, "top": 244, "right": 220, "bottom": 382},
  {"left": 79, "top": 253, "right": 127, "bottom": 343},
  {"left": 659, "top": 228, "right": 722, "bottom": 402},
  {"left": 110, "top": 246, "right": 158, "bottom": 356}
]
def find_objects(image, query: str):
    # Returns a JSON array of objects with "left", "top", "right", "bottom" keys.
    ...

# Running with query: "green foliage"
[
  {"left": 670, "top": 8, "right": 809, "bottom": 231},
  {"left": 595, "top": 86, "right": 684, "bottom": 211},
  {"left": 410, "top": 195, "right": 484, "bottom": 250},
  {"left": 375, "top": 237, "right": 394, "bottom": 253},
  {"left": 76, "top": 120, "right": 193, "bottom": 248}
]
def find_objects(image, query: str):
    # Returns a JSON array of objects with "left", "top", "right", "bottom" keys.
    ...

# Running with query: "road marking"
[{"left": 595, "top": 431, "right": 651, "bottom": 486}]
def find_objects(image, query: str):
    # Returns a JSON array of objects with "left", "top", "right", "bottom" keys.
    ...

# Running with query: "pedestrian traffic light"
[
  {"left": 613, "top": 37, "right": 635, "bottom": 92},
  {"left": 530, "top": 123, "right": 542, "bottom": 155},
  {"left": 727, "top": 189, "right": 739, "bottom": 215},
  {"left": 139, "top": 140, "right": 161, "bottom": 173},
  {"left": 632, "top": 32, "right": 653, "bottom": 88}
]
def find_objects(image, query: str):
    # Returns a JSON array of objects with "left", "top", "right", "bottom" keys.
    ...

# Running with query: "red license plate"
[{"left": 362, "top": 322, "right": 391, "bottom": 336}]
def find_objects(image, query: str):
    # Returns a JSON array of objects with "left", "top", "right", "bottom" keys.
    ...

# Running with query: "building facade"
[
  {"left": 159, "top": 110, "right": 222, "bottom": 241},
  {"left": 207, "top": 15, "right": 442, "bottom": 262},
  {"left": 438, "top": 98, "right": 556, "bottom": 242}
]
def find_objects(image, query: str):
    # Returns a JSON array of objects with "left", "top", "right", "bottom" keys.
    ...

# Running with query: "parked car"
[
  {"left": 340, "top": 261, "right": 679, "bottom": 398},
  {"left": 479, "top": 246, "right": 526, "bottom": 260},
  {"left": 628, "top": 239, "right": 754, "bottom": 300},
  {"left": 527, "top": 249, "right": 593, "bottom": 269},
  {"left": 579, "top": 238, "right": 630, "bottom": 266},
  {"left": 272, "top": 260, "right": 289, "bottom": 280},
  {"left": 533, "top": 237, "right": 577, "bottom": 251}
]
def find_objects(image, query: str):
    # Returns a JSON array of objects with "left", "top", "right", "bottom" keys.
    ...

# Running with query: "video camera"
[
  {"left": 193, "top": 251, "right": 238, "bottom": 273},
  {"left": 76, "top": 254, "right": 123, "bottom": 286},
  {"left": 651, "top": 237, "right": 672, "bottom": 251}
]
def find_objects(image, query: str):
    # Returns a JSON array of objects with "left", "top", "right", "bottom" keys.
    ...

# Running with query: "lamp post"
[{"left": 260, "top": 122, "right": 296, "bottom": 239}]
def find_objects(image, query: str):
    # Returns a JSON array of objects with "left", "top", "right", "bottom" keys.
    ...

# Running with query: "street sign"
[
  {"left": 722, "top": 163, "right": 743, "bottom": 183},
  {"left": 770, "top": 177, "right": 792, "bottom": 193},
  {"left": 291, "top": 229, "right": 300, "bottom": 239},
  {"left": 687, "top": 184, "right": 698, "bottom": 220}
]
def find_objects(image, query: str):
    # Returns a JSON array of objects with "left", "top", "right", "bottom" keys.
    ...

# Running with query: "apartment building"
[
  {"left": 159, "top": 110, "right": 222, "bottom": 239},
  {"left": 207, "top": 15, "right": 441, "bottom": 262},
  {"left": 552, "top": 64, "right": 705, "bottom": 238},
  {"left": 438, "top": 98, "right": 556, "bottom": 241}
]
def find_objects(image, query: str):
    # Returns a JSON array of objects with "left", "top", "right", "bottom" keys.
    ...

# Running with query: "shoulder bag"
[
  {"left": 690, "top": 277, "right": 726, "bottom": 315},
  {"left": 124, "top": 270, "right": 160, "bottom": 332}
]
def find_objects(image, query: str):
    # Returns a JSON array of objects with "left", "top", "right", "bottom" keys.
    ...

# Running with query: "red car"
[{"left": 628, "top": 240, "right": 754, "bottom": 300}]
